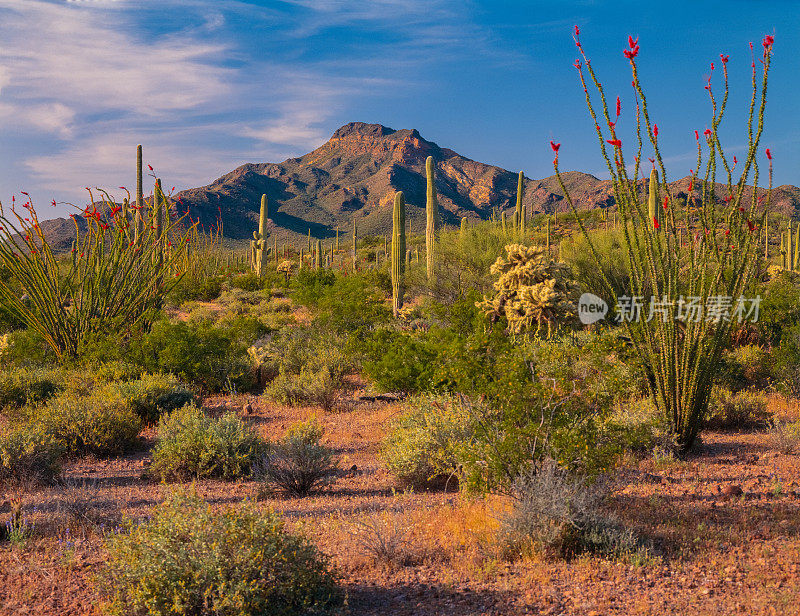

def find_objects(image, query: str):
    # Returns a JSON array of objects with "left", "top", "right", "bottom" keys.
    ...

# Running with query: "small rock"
[{"left": 722, "top": 484, "right": 743, "bottom": 498}]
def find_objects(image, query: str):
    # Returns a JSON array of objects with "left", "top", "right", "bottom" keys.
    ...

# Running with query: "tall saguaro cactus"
[
  {"left": 315, "top": 238, "right": 322, "bottom": 270},
  {"left": 352, "top": 218, "right": 358, "bottom": 270},
  {"left": 425, "top": 156, "right": 438, "bottom": 283},
  {"left": 252, "top": 194, "right": 268, "bottom": 277},
  {"left": 392, "top": 191, "right": 406, "bottom": 316},
  {"left": 460, "top": 217, "right": 468, "bottom": 238},
  {"left": 515, "top": 171, "right": 524, "bottom": 232},
  {"left": 135, "top": 145, "right": 144, "bottom": 245}
]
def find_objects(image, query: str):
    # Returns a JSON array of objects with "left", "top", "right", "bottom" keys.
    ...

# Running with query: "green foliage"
[
  {"left": 100, "top": 374, "right": 195, "bottom": 423},
  {"left": 231, "top": 272, "right": 267, "bottom": 292},
  {"left": 381, "top": 394, "right": 477, "bottom": 489},
  {"left": 260, "top": 328, "right": 352, "bottom": 411},
  {"left": 748, "top": 271, "right": 800, "bottom": 346},
  {"left": 151, "top": 404, "right": 265, "bottom": 481},
  {"left": 131, "top": 320, "right": 252, "bottom": 392},
  {"left": 295, "top": 272, "right": 390, "bottom": 334},
  {"left": 29, "top": 390, "right": 142, "bottom": 456},
  {"left": 101, "top": 489, "right": 341, "bottom": 616},
  {"left": 256, "top": 418, "right": 338, "bottom": 496},
  {"left": 0, "top": 366, "right": 63, "bottom": 412},
  {"left": 716, "top": 345, "right": 773, "bottom": 392},
  {"left": 167, "top": 274, "right": 224, "bottom": 305},
  {"left": 0, "top": 424, "right": 62, "bottom": 487},
  {"left": 706, "top": 387, "right": 770, "bottom": 429}
]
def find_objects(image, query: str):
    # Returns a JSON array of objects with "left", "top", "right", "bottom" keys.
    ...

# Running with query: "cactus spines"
[
  {"left": 392, "top": 191, "right": 406, "bottom": 317},
  {"left": 425, "top": 155, "right": 439, "bottom": 283},
  {"left": 648, "top": 169, "right": 661, "bottom": 230},
  {"left": 315, "top": 238, "right": 322, "bottom": 270},
  {"left": 460, "top": 216, "right": 468, "bottom": 238},
  {"left": 515, "top": 171, "right": 524, "bottom": 233}
]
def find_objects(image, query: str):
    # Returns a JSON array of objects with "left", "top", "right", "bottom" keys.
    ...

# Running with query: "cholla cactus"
[
  {"left": 277, "top": 259, "right": 294, "bottom": 284},
  {"left": 477, "top": 244, "right": 579, "bottom": 337}
]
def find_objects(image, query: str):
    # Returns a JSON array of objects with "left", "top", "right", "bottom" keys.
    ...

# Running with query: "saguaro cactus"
[
  {"left": 252, "top": 194, "right": 268, "bottom": 277},
  {"left": 515, "top": 171, "right": 524, "bottom": 232},
  {"left": 425, "top": 156, "right": 439, "bottom": 283},
  {"left": 135, "top": 145, "right": 144, "bottom": 245},
  {"left": 352, "top": 218, "right": 358, "bottom": 270},
  {"left": 501, "top": 211, "right": 508, "bottom": 235},
  {"left": 392, "top": 191, "right": 406, "bottom": 316},
  {"left": 546, "top": 216, "right": 551, "bottom": 253},
  {"left": 315, "top": 239, "right": 322, "bottom": 270},
  {"left": 460, "top": 216, "right": 468, "bottom": 238}
]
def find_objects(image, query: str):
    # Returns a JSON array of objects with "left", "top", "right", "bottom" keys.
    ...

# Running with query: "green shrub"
[
  {"left": 131, "top": 320, "right": 252, "bottom": 392},
  {"left": 256, "top": 418, "right": 338, "bottom": 496},
  {"left": 706, "top": 388, "right": 770, "bottom": 429},
  {"left": 0, "top": 424, "right": 62, "bottom": 487},
  {"left": 101, "top": 489, "right": 341, "bottom": 616},
  {"left": 260, "top": 328, "right": 352, "bottom": 410},
  {"left": 600, "top": 397, "right": 673, "bottom": 455},
  {"left": 31, "top": 391, "right": 142, "bottom": 456},
  {"left": 717, "top": 345, "right": 772, "bottom": 392},
  {"left": 0, "top": 366, "right": 63, "bottom": 412},
  {"left": 100, "top": 374, "right": 195, "bottom": 423},
  {"left": 168, "top": 274, "right": 224, "bottom": 305},
  {"left": 151, "top": 404, "right": 265, "bottom": 481},
  {"left": 230, "top": 272, "right": 266, "bottom": 291},
  {"left": 381, "top": 394, "right": 477, "bottom": 489}
]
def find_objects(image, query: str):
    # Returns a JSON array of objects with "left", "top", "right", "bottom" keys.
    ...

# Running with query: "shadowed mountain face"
[{"left": 38, "top": 122, "right": 800, "bottom": 245}]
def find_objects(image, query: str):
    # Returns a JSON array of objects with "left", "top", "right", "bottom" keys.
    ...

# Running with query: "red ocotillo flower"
[
  {"left": 550, "top": 141, "right": 560, "bottom": 152},
  {"left": 616, "top": 96, "right": 621, "bottom": 117},
  {"left": 766, "top": 148, "right": 772, "bottom": 160},
  {"left": 606, "top": 139, "right": 622, "bottom": 147},
  {"left": 720, "top": 54, "right": 729, "bottom": 64},
  {"left": 663, "top": 195, "right": 669, "bottom": 210},
  {"left": 694, "top": 130, "right": 699, "bottom": 140},
  {"left": 653, "top": 124, "right": 659, "bottom": 138},
  {"left": 704, "top": 128, "right": 712, "bottom": 138},
  {"left": 763, "top": 34, "right": 774, "bottom": 49},
  {"left": 653, "top": 216, "right": 660, "bottom": 230},
  {"left": 624, "top": 35, "right": 639, "bottom": 60},
  {"left": 733, "top": 156, "right": 738, "bottom": 166},
  {"left": 747, "top": 219, "right": 755, "bottom": 232}
]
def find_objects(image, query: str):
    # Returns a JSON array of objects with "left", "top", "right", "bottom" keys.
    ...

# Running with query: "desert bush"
[
  {"left": 168, "top": 273, "right": 224, "bottom": 306},
  {"left": 706, "top": 387, "right": 770, "bottom": 429},
  {"left": 717, "top": 345, "right": 773, "bottom": 392},
  {"left": 769, "top": 419, "right": 800, "bottom": 454},
  {"left": 131, "top": 320, "right": 252, "bottom": 392},
  {"left": 256, "top": 418, "right": 337, "bottom": 496},
  {"left": 600, "top": 397, "right": 674, "bottom": 455},
  {"left": 0, "top": 366, "right": 63, "bottom": 412},
  {"left": 381, "top": 394, "right": 477, "bottom": 489},
  {"left": 230, "top": 271, "right": 266, "bottom": 291},
  {"left": 91, "top": 361, "right": 145, "bottom": 383},
  {"left": 347, "top": 512, "right": 415, "bottom": 570},
  {"left": 100, "top": 374, "right": 195, "bottom": 423},
  {"left": 150, "top": 404, "right": 264, "bottom": 481},
  {"left": 500, "top": 461, "right": 648, "bottom": 561},
  {"left": 0, "top": 424, "right": 62, "bottom": 487},
  {"left": 260, "top": 328, "right": 352, "bottom": 410},
  {"left": 101, "top": 489, "right": 341, "bottom": 616},
  {"left": 30, "top": 390, "right": 142, "bottom": 456}
]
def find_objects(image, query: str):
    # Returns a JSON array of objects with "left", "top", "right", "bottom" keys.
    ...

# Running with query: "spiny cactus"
[
  {"left": 253, "top": 194, "right": 268, "bottom": 277},
  {"left": 392, "top": 191, "right": 406, "bottom": 317},
  {"left": 425, "top": 156, "right": 439, "bottom": 284},
  {"left": 546, "top": 216, "right": 551, "bottom": 253},
  {"left": 315, "top": 238, "right": 322, "bottom": 270},
  {"left": 299, "top": 247, "right": 304, "bottom": 270},
  {"left": 477, "top": 244, "right": 579, "bottom": 338},
  {"left": 135, "top": 144, "right": 144, "bottom": 245},
  {"left": 460, "top": 216, "right": 468, "bottom": 238},
  {"left": 501, "top": 211, "right": 508, "bottom": 235},
  {"left": 352, "top": 218, "right": 358, "bottom": 270},
  {"left": 515, "top": 171, "right": 524, "bottom": 233}
]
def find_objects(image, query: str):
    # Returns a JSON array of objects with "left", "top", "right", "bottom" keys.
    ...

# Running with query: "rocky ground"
[{"left": 1, "top": 395, "right": 799, "bottom": 615}]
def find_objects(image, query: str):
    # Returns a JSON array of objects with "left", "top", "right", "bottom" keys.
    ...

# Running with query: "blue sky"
[{"left": 0, "top": 0, "right": 796, "bottom": 218}]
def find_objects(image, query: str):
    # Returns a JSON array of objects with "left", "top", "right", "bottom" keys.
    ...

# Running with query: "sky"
[{"left": 0, "top": 0, "right": 796, "bottom": 218}]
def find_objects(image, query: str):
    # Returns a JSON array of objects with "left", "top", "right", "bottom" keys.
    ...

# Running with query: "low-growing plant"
[
  {"left": 706, "top": 387, "right": 770, "bottom": 429},
  {"left": 101, "top": 489, "right": 341, "bottom": 616},
  {"left": 500, "top": 460, "right": 649, "bottom": 561},
  {"left": 347, "top": 511, "right": 416, "bottom": 570},
  {"left": 256, "top": 418, "right": 337, "bottom": 496},
  {"left": 30, "top": 390, "right": 142, "bottom": 456},
  {"left": 0, "top": 366, "right": 63, "bottom": 412},
  {"left": 150, "top": 404, "right": 264, "bottom": 481},
  {"left": 769, "top": 419, "right": 800, "bottom": 454},
  {"left": 0, "top": 424, "right": 62, "bottom": 487},
  {"left": 100, "top": 374, "right": 194, "bottom": 423},
  {"left": 381, "top": 394, "right": 477, "bottom": 489}
]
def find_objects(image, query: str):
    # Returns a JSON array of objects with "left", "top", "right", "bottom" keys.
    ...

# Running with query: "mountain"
[{"left": 37, "top": 122, "right": 800, "bottom": 246}]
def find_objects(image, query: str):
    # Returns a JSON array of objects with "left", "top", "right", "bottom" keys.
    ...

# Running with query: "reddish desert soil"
[{"left": 1, "top": 395, "right": 799, "bottom": 616}]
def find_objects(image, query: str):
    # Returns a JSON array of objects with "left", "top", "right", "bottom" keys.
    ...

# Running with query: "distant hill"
[{"left": 39, "top": 122, "right": 800, "bottom": 245}]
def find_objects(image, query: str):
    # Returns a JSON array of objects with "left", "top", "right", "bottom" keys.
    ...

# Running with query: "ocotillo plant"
[
  {"left": 0, "top": 151, "right": 194, "bottom": 360},
  {"left": 425, "top": 155, "right": 439, "bottom": 283},
  {"left": 515, "top": 171, "right": 524, "bottom": 232},
  {"left": 392, "top": 191, "right": 406, "bottom": 316},
  {"left": 554, "top": 30, "right": 774, "bottom": 451},
  {"left": 647, "top": 169, "right": 662, "bottom": 231},
  {"left": 252, "top": 194, "right": 268, "bottom": 277}
]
